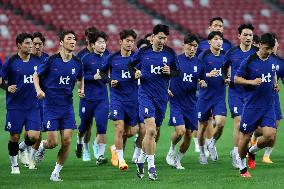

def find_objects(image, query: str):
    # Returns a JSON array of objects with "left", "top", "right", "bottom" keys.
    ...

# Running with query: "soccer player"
[
  {"left": 166, "top": 34, "right": 207, "bottom": 169},
  {"left": 129, "top": 24, "right": 179, "bottom": 181},
  {"left": 261, "top": 34, "right": 283, "bottom": 163},
  {"left": 76, "top": 27, "right": 110, "bottom": 159},
  {"left": 1, "top": 33, "right": 42, "bottom": 174},
  {"left": 33, "top": 30, "right": 84, "bottom": 181},
  {"left": 234, "top": 33, "right": 277, "bottom": 177},
  {"left": 197, "top": 31, "right": 228, "bottom": 164},
  {"left": 221, "top": 24, "right": 257, "bottom": 168},
  {"left": 252, "top": 34, "right": 260, "bottom": 48},
  {"left": 76, "top": 31, "right": 109, "bottom": 164},
  {"left": 101, "top": 29, "right": 138, "bottom": 170},
  {"left": 19, "top": 32, "right": 50, "bottom": 169},
  {"left": 194, "top": 17, "right": 233, "bottom": 153}
]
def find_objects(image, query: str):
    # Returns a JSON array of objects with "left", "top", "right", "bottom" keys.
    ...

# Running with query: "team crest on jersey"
[
  {"left": 72, "top": 68, "right": 76, "bottom": 74},
  {"left": 163, "top": 57, "right": 167, "bottom": 64},
  {"left": 7, "top": 122, "right": 12, "bottom": 130},
  {"left": 194, "top": 66, "right": 197, "bottom": 72}
]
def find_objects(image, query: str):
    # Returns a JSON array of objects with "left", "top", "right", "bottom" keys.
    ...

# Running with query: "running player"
[
  {"left": 33, "top": 30, "right": 84, "bottom": 181},
  {"left": 129, "top": 24, "right": 179, "bottom": 181},
  {"left": 101, "top": 29, "right": 138, "bottom": 170},
  {"left": 234, "top": 33, "right": 277, "bottom": 177},
  {"left": 197, "top": 31, "right": 228, "bottom": 164},
  {"left": 222, "top": 24, "right": 257, "bottom": 168},
  {"left": 166, "top": 34, "right": 207, "bottom": 169},
  {"left": 76, "top": 31, "right": 109, "bottom": 163},
  {"left": 1, "top": 33, "right": 42, "bottom": 174}
]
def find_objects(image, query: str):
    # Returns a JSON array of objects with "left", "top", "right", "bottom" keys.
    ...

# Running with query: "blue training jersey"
[
  {"left": 129, "top": 45, "right": 179, "bottom": 100},
  {"left": 2, "top": 54, "right": 41, "bottom": 110},
  {"left": 197, "top": 38, "right": 232, "bottom": 56},
  {"left": 82, "top": 52, "right": 108, "bottom": 101},
  {"left": 223, "top": 46, "right": 258, "bottom": 97},
  {"left": 198, "top": 49, "right": 226, "bottom": 100},
  {"left": 236, "top": 53, "right": 277, "bottom": 108},
  {"left": 40, "top": 52, "right": 49, "bottom": 62},
  {"left": 101, "top": 51, "right": 138, "bottom": 102},
  {"left": 170, "top": 54, "right": 206, "bottom": 108},
  {"left": 36, "top": 53, "right": 83, "bottom": 109}
]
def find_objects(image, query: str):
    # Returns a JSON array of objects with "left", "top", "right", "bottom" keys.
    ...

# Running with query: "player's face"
[
  {"left": 259, "top": 43, "right": 274, "bottom": 58},
  {"left": 184, "top": 41, "right": 198, "bottom": 57},
  {"left": 152, "top": 32, "right": 168, "bottom": 50},
  {"left": 92, "top": 37, "right": 106, "bottom": 54},
  {"left": 209, "top": 20, "right": 224, "bottom": 33},
  {"left": 120, "top": 36, "right": 135, "bottom": 52},
  {"left": 18, "top": 38, "right": 33, "bottom": 55},
  {"left": 209, "top": 35, "right": 223, "bottom": 50},
  {"left": 33, "top": 37, "right": 44, "bottom": 56},
  {"left": 60, "top": 33, "right": 76, "bottom": 52},
  {"left": 239, "top": 29, "right": 253, "bottom": 46},
  {"left": 273, "top": 39, "right": 279, "bottom": 54}
]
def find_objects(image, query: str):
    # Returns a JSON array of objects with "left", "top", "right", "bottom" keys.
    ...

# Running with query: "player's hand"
[
  {"left": 78, "top": 89, "right": 85, "bottom": 98},
  {"left": 94, "top": 72, "right": 101, "bottom": 80},
  {"left": 208, "top": 70, "right": 218, "bottom": 77},
  {"left": 36, "top": 89, "right": 45, "bottom": 99},
  {"left": 225, "top": 78, "right": 231, "bottom": 85},
  {"left": 168, "top": 89, "right": 174, "bottom": 97},
  {"left": 274, "top": 83, "right": 280, "bottom": 93},
  {"left": 135, "top": 69, "right": 141, "bottom": 79},
  {"left": 8, "top": 85, "right": 17, "bottom": 93},
  {"left": 111, "top": 80, "right": 118, "bottom": 87},
  {"left": 162, "top": 64, "right": 170, "bottom": 75},
  {"left": 199, "top": 80, "right": 207, "bottom": 88},
  {"left": 251, "top": 78, "right": 262, "bottom": 86}
]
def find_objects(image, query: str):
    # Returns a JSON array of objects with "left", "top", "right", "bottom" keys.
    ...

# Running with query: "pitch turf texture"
[{"left": 0, "top": 86, "right": 284, "bottom": 189}]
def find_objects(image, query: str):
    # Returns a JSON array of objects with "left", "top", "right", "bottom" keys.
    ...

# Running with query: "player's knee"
[
  {"left": 48, "top": 140, "right": 58, "bottom": 149},
  {"left": 176, "top": 127, "right": 186, "bottom": 136},
  {"left": 62, "top": 138, "right": 72, "bottom": 147},
  {"left": 128, "top": 126, "right": 138, "bottom": 137},
  {"left": 8, "top": 141, "right": 19, "bottom": 156},
  {"left": 146, "top": 127, "right": 157, "bottom": 137}
]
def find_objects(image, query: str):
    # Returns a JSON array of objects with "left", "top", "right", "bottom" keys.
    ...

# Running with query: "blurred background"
[{"left": 0, "top": 0, "right": 283, "bottom": 60}]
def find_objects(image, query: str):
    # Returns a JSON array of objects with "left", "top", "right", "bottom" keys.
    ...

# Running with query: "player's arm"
[
  {"left": 77, "top": 77, "right": 85, "bottom": 98},
  {"left": 128, "top": 50, "right": 141, "bottom": 79},
  {"left": 234, "top": 59, "right": 261, "bottom": 86},
  {"left": 33, "top": 58, "right": 50, "bottom": 99},
  {"left": 221, "top": 52, "right": 231, "bottom": 85},
  {"left": 0, "top": 59, "right": 17, "bottom": 93},
  {"left": 198, "top": 61, "right": 207, "bottom": 88},
  {"left": 100, "top": 56, "right": 111, "bottom": 83}
]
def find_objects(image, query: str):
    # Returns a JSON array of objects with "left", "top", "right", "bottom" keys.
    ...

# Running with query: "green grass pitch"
[{"left": 0, "top": 85, "right": 284, "bottom": 189}]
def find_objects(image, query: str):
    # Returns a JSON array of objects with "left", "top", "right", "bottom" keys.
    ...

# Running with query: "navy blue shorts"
[
  {"left": 138, "top": 95, "right": 167, "bottom": 127},
  {"left": 197, "top": 98, "right": 227, "bottom": 121},
  {"left": 240, "top": 107, "right": 276, "bottom": 133},
  {"left": 109, "top": 99, "right": 138, "bottom": 126},
  {"left": 228, "top": 95, "right": 243, "bottom": 118},
  {"left": 79, "top": 98, "right": 109, "bottom": 134},
  {"left": 5, "top": 107, "right": 41, "bottom": 134},
  {"left": 168, "top": 102, "right": 197, "bottom": 131},
  {"left": 43, "top": 106, "right": 76, "bottom": 131}
]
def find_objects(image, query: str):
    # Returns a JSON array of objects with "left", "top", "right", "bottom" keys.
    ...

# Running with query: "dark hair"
[
  {"left": 59, "top": 30, "right": 76, "bottom": 41},
  {"left": 253, "top": 35, "right": 260, "bottom": 44},
  {"left": 208, "top": 31, "right": 223, "bottom": 40},
  {"left": 271, "top": 33, "right": 278, "bottom": 40},
  {"left": 89, "top": 31, "right": 108, "bottom": 44},
  {"left": 153, "top": 24, "right": 169, "bottom": 35},
  {"left": 144, "top": 33, "right": 152, "bottom": 39},
  {"left": 137, "top": 38, "right": 151, "bottom": 48},
  {"left": 184, "top": 34, "right": 199, "bottom": 44},
  {"left": 210, "top": 17, "right": 223, "bottom": 26},
  {"left": 260, "top": 33, "right": 275, "bottom": 48},
  {"left": 16, "top": 33, "right": 33, "bottom": 46},
  {"left": 32, "top": 32, "right": 46, "bottom": 44},
  {"left": 119, "top": 29, "right": 137, "bottom": 40},
  {"left": 85, "top": 26, "right": 98, "bottom": 37},
  {"left": 238, "top": 23, "right": 254, "bottom": 34}
]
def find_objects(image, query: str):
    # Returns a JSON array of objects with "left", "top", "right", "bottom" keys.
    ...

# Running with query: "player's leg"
[
  {"left": 94, "top": 99, "right": 109, "bottom": 165},
  {"left": 175, "top": 129, "right": 192, "bottom": 169},
  {"left": 192, "top": 130, "right": 200, "bottom": 152},
  {"left": 231, "top": 116, "right": 241, "bottom": 168},
  {"left": 132, "top": 122, "right": 145, "bottom": 163},
  {"left": 8, "top": 133, "right": 21, "bottom": 174}
]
